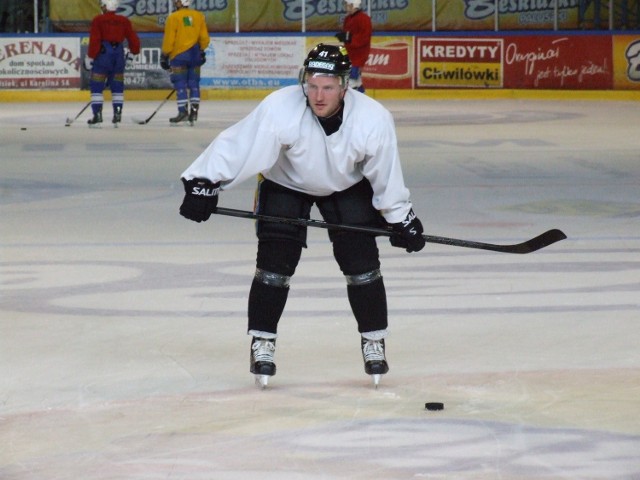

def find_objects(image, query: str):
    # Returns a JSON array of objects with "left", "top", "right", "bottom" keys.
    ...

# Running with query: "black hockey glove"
[
  {"left": 179, "top": 178, "right": 221, "bottom": 223},
  {"left": 389, "top": 209, "right": 426, "bottom": 253},
  {"left": 335, "top": 31, "right": 350, "bottom": 43},
  {"left": 199, "top": 50, "right": 206, "bottom": 66},
  {"left": 160, "top": 54, "right": 170, "bottom": 71}
]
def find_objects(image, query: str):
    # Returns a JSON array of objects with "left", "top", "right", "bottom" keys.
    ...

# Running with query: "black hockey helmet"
[
  {"left": 304, "top": 43, "right": 351, "bottom": 76},
  {"left": 300, "top": 43, "right": 351, "bottom": 90}
]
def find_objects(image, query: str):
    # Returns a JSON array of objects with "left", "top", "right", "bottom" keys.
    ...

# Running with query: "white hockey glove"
[
  {"left": 83, "top": 56, "right": 94, "bottom": 71},
  {"left": 125, "top": 51, "right": 135, "bottom": 69}
]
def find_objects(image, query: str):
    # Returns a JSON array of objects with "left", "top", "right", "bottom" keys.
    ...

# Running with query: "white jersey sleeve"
[{"left": 181, "top": 87, "right": 306, "bottom": 189}]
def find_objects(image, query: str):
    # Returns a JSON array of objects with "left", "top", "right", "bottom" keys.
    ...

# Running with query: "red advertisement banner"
[
  {"left": 363, "top": 38, "right": 414, "bottom": 89},
  {"left": 502, "top": 35, "right": 613, "bottom": 89}
]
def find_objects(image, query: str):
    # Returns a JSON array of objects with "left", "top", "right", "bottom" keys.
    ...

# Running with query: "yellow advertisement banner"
[
  {"left": 418, "top": 61, "right": 502, "bottom": 87},
  {"left": 49, "top": 0, "right": 429, "bottom": 33},
  {"left": 435, "top": 0, "right": 581, "bottom": 30},
  {"left": 50, "top": 0, "right": 235, "bottom": 33},
  {"left": 613, "top": 35, "right": 640, "bottom": 89},
  {"left": 256, "top": 0, "right": 430, "bottom": 31}
]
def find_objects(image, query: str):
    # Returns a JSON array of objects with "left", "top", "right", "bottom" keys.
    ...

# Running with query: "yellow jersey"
[{"left": 162, "top": 8, "right": 210, "bottom": 59}]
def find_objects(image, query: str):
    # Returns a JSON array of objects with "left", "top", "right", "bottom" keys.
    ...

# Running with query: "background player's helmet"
[
  {"left": 346, "top": 0, "right": 362, "bottom": 8},
  {"left": 175, "top": 0, "right": 191, "bottom": 7},
  {"left": 301, "top": 43, "right": 351, "bottom": 89},
  {"left": 100, "top": 0, "right": 119, "bottom": 11}
]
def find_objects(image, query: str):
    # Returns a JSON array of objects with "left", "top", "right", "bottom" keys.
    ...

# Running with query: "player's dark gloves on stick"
[
  {"left": 389, "top": 209, "right": 426, "bottom": 252},
  {"left": 335, "top": 31, "right": 350, "bottom": 43},
  {"left": 179, "top": 178, "right": 221, "bottom": 223},
  {"left": 160, "top": 54, "right": 170, "bottom": 71}
]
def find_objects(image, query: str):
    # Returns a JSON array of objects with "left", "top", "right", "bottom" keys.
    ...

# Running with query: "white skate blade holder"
[
  {"left": 372, "top": 374, "right": 381, "bottom": 388},
  {"left": 255, "top": 374, "right": 270, "bottom": 389}
]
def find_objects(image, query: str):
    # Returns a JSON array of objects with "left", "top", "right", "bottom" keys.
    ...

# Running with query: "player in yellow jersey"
[{"left": 161, "top": 0, "right": 210, "bottom": 125}]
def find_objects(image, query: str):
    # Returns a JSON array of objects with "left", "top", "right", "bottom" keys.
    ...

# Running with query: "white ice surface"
[{"left": 1, "top": 98, "right": 639, "bottom": 479}]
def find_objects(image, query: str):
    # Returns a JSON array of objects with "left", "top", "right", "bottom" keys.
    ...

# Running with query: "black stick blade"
[
  {"left": 516, "top": 228, "right": 567, "bottom": 253},
  {"left": 422, "top": 228, "right": 567, "bottom": 253}
]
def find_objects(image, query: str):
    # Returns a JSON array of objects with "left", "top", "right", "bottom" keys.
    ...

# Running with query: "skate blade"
[
  {"left": 371, "top": 374, "right": 381, "bottom": 388},
  {"left": 254, "top": 374, "right": 269, "bottom": 389}
]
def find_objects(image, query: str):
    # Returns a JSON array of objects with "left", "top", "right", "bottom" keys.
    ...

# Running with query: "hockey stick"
[
  {"left": 64, "top": 101, "right": 92, "bottom": 127},
  {"left": 213, "top": 207, "right": 566, "bottom": 254},
  {"left": 132, "top": 89, "right": 175, "bottom": 125}
]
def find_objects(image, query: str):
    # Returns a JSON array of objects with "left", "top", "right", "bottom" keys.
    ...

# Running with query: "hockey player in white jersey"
[{"left": 179, "top": 43, "right": 425, "bottom": 387}]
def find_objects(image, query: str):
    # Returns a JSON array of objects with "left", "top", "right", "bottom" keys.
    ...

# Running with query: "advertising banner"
[
  {"left": 80, "top": 36, "right": 304, "bottom": 90},
  {"left": 49, "top": 0, "right": 429, "bottom": 33},
  {"left": 363, "top": 37, "right": 414, "bottom": 89},
  {"left": 502, "top": 35, "right": 612, "bottom": 89},
  {"left": 613, "top": 35, "right": 640, "bottom": 89},
  {"left": 50, "top": 0, "right": 236, "bottom": 33},
  {"left": 49, "top": 0, "right": 588, "bottom": 33},
  {"left": 202, "top": 37, "right": 305, "bottom": 88},
  {"left": 256, "top": 0, "right": 430, "bottom": 32},
  {"left": 435, "top": 0, "right": 581, "bottom": 30},
  {"left": 0, "top": 37, "right": 81, "bottom": 89},
  {"left": 416, "top": 37, "right": 503, "bottom": 88}
]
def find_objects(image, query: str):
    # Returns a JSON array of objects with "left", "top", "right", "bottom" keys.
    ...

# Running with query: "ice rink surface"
[{"left": 1, "top": 95, "right": 639, "bottom": 479}]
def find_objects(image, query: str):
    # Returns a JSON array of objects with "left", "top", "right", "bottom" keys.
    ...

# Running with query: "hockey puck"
[
  {"left": 21, "top": 127, "right": 27, "bottom": 130},
  {"left": 425, "top": 402, "right": 444, "bottom": 411}
]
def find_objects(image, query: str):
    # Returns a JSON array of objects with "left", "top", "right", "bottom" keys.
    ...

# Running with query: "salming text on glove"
[
  {"left": 179, "top": 178, "right": 221, "bottom": 223},
  {"left": 389, "top": 209, "right": 426, "bottom": 253}
]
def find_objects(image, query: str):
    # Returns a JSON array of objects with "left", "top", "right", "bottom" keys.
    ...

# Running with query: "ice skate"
[
  {"left": 87, "top": 110, "right": 103, "bottom": 128},
  {"left": 112, "top": 106, "right": 122, "bottom": 127},
  {"left": 188, "top": 104, "right": 198, "bottom": 126},
  {"left": 361, "top": 337, "right": 389, "bottom": 387},
  {"left": 169, "top": 109, "right": 189, "bottom": 125},
  {"left": 250, "top": 337, "right": 276, "bottom": 388}
]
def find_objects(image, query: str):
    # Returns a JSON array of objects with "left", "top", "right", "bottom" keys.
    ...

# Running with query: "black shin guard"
[
  {"left": 347, "top": 278, "right": 388, "bottom": 333},
  {"left": 248, "top": 278, "right": 290, "bottom": 334}
]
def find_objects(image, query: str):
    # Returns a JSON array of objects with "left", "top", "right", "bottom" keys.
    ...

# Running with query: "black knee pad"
[{"left": 256, "top": 240, "right": 303, "bottom": 277}]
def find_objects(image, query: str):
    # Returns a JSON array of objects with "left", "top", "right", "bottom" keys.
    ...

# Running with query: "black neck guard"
[{"left": 316, "top": 101, "right": 345, "bottom": 136}]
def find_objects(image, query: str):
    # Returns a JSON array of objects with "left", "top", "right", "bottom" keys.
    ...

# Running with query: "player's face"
[
  {"left": 344, "top": 1, "right": 356, "bottom": 14},
  {"left": 306, "top": 75, "right": 345, "bottom": 118}
]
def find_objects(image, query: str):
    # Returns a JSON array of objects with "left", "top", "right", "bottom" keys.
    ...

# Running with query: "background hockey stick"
[
  {"left": 64, "top": 101, "right": 91, "bottom": 127},
  {"left": 213, "top": 207, "right": 566, "bottom": 254},
  {"left": 132, "top": 89, "right": 175, "bottom": 125}
]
